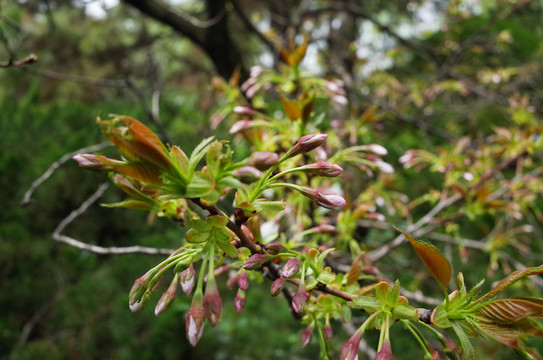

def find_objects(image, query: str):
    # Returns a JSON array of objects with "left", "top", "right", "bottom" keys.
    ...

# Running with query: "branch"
[
  {"left": 52, "top": 183, "right": 174, "bottom": 256},
  {"left": 20, "top": 142, "right": 112, "bottom": 206},
  {"left": 0, "top": 53, "right": 38, "bottom": 68}
]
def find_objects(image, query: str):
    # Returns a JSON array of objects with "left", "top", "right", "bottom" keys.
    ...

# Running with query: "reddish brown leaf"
[
  {"left": 477, "top": 297, "right": 543, "bottom": 323},
  {"left": 281, "top": 96, "right": 302, "bottom": 122},
  {"left": 476, "top": 265, "right": 543, "bottom": 303},
  {"left": 346, "top": 253, "right": 364, "bottom": 286},
  {"left": 476, "top": 318, "right": 521, "bottom": 348},
  {"left": 395, "top": 226, "right": 451, "bottom": 287}
]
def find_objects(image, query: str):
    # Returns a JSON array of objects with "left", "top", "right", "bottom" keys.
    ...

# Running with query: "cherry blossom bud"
[
  {"left": 267, "top": 242, "right": 287, "bottom": 255},
  {"left": 73, "top": 154, "right": 123, "bottom": 171},
  {"left": 270, "top": 277, "right": 285, "bottom": 296},
  {"left": 324, "top": 324, "right": 333, "bottom": 341},
  {"left": 229, "top": 120, "right": 253, "bottom": 134},
  {"left": 243, "top": 254, "right": 272, "bottom": 270},
  {"left": 185, "top": 293, "right": 205, "bottom": 347},
  {"left": 300, "top": 325, "right": 313, "bottom": 348},
  {"left": 376, "top": 339, "right": 393, "bottom": 360},
  {"left": 180, "top": 264, "right": 195, "bottom": 296},
  {"left": 314, "top": 189, "right": 346, "bottom": 209},
  {"left": 340, "top": 330, "right": 362, "bottom": 360},
  {"left": 233, "top": 166, "right": 263, "bottom": 184},
  {"left": 129, "top": 271, "right": 152, "bottom": 311},
  {"left": 203, "top": 278, "right": 222, "bottom": 327},
  {"left": 155, "top": 277, "right": 178, "bottom": 316},
  {"left": 248, "top": 151, "right": 280, "bottom": 170},
  {"left": 241, "top": 225, "right": 255, "bottom": 243},
  {"left": 292, "top": 285, "right": 308, "bottom": 313},
  {"left": 288, "top": 134, "right": 328, "bottom": 157},
  {"left": 237, "top": 271, "right": 249, "bottom": 291},
  {"left": 281, "top": 257, "right": 301, "bottom": 278},
  {"left": 234, "top": 289, "right": 246, "bottom": 314},
  {"left": 233, "top": 106, "right": 258, "bottom": 116},
  {"left": 314, "top": 224, "right": 336, "bottom": 234},
  {"left": 300, "top": 161, "right": 344, "bottom": 177}
]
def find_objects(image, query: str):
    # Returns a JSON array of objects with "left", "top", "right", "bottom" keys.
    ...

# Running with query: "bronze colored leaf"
[
  {"left": 395, "top": 226, "right": 451, "bottom": 287},
  {"left": 281, "top": 96, "right": 302, "bottom": 122},
  {"left": 346, "top": 253, "right": 364, "bottom": 286},
  {"left": 476, "top": 265, "right": 543, "bottom": 303},
  {"left": 477, "top": 297, "right": 543, "bottom": 323}
]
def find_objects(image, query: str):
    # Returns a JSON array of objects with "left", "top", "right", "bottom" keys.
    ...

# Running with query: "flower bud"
[
  {"left": 229, "top": 120, "right": 253, "bottom": 134},
  {"left": 292, "top": 285, "right": 308, "bottom": 313},
  {"left": 129, "top": 271, "right": 152, "bottom": 311},
  {"left": 281, "top": 257, "right": 301, "bottom": 278},
  {"left": 340, "top": 330, "right": 362, "bottom": 360},
  {"left": 234, "top": 289, "right": 246, "bottom": 314},
  {"left": 203, "top": 277, "right": 222, "bottom": 327},
  {"left": 270, "top": 277, "right": 285, "bottom": 296},
  {"left": 185, "top": 293, "right": 205, "bottom": 347},
  {"left": 300, "top": 325, "right": 313, "bottom": 348},
  {"left": 376, "top": 339, "right": 393, "bottom": 360},
  {"left": 237, "top": 271, "right": 249, "bottom": 291},
  {"left": 314, "top": 189, "right": 346, "bottom": 209},
  {"left": 248, "top": 151, "right": 280, "bottom": 171},
  {"left": 243, "top": 254, "right": 271, "bottom": 270},
  {"left": 324, "top": 324, "right": 333, "bottom": 341},
  {"left": 314, "top": 224, "right": 336, "bottom": 234},
  {"left": 233, "top": 106, "right": 258, "bottom": 116},
  {"left": 267, "top": 242, "right": 287, "bottom": 255},
  {"left": 73, "top": 154, "right": 121, "bottom": 171},
  {"left": 288, "top": 133, "right": 328, "bottom": 157},
  {"left": 233, "top": 166, "right": 263, "bottom": 184},
  {"left": 155, "top": 277, "right": 178, "bottom": 316},
  {"left": 299, "top": 161, "right": 344, "bottom": 177},
  {"left": 180, "top": 264, "right": 195, "bottom": 296}
]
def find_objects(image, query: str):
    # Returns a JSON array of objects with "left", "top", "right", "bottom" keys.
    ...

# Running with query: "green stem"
[{"left": 402, "top": 320, "right": 433, "bottom": 359}]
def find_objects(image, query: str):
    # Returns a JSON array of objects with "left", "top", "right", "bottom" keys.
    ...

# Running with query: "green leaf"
[
  {"left": 185, "top": 228, "right": 210, "bottom": 243},
  {"left": 451, "top": 321, "right": 476, "bottom": 360},
  {"left": 189, "top": 136, "right": 215, "bottom": 174},
  {"left": 392, "top": 304, "right": 418, "bottom": 321},
  {"left": 395, "top": 226, "right": 452, "bottom": 287},
  {"left": 350, "top": 296, "right": 381, "bottom": 312},
  {"left": 101, "top": 200, "right": 153, "bottom": 210},
  {"left": 317, "top": 269, "right": 336, "bottom": 285},
  {"left": 170, "top": 145, "right": 190, "bottom": 182},
  {"left": 253, "top": 199, "right": 287, "bottom": 212},
  {"left": 206, "top": 140, "right": 223, "bottom": 179},
  {"left": 185, "top": 172, "right": 215, "bottom": 198},
  {"left": 476, "top": 265, "right": 543, "bottom": 304},
  {"left": 431, "top": 305, "right": 453, "bottom": 328}
]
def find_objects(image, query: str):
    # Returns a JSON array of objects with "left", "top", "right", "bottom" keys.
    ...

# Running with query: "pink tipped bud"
[
  {"left": 180, "top": 264, "right": 195, "bottom": 295},
  {"left": 233, "top": 166, "right": 263, "bottom": 184},
  {"left": 73, "top": 154, "right": 121, "bottom": 171},
  {"left": 229, "top": 120, "right": 253, "bottom": 134},
  {"left": 248, "top": 151, "right": 280, "bottom": 170},
  {"left": 241, "top": 225, "right": 255, "bottom": 243},
  {"left": 155, "top": 277, "right": 178, "bottom": 316},
  {"left": 300, "top": 161, "right": 344, "bottom": 177},
  {"left": 267, "top": 242, "right": 287, "bottom": 255},
  {"left": 129, "top": 271, "right": 152, "bottom": 310},
  {"left": 292, "top": 285, "right": 309, "bottom": 313},
  {"left": 203, "top": 278, "right": 222, "bottom": 327},
  {"left": 300, "top": 325, "right": 313, "bottom": 348},
  {"left": 314, "top": 224, "right": 336, "bottom": 234},
  {"left": 314, "top": 189, "right": 346, "bottom": 209},
  {"left": 281, "top": 257, "right": 301, "bottom": 278},
  {"left": 234, "top": 289, "right": 246, "bottom": 314},
  {"left": 233, "top": 106, "right": 258, "bottom": 116},
  {"left": 243, "top": 254, "right": 271, "bottom": 270},
  {"left": 324, "top": 324, "right": 333, "bottom": 341},
  {"left": 376, "top": 339, "right": 393, "bottom": 360},
  {"left": 237, "top": 271, "right": 249, "bottom": 291},
  {"left": 340, "top": 330, "right": 362, "bottom": 360},
  {"left": 185, "top": 294, "right": 205, "bottom": 347},
  {"left": 270, "top": 277, "right": 285, "bottom": 296},
  {"left": 288, "top": 133, "right": 328, "bottom": 157}
]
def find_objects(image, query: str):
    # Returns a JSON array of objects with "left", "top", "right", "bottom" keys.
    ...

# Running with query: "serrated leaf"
[
  {"left": 451, "top": 321, "right": 476, "bottom": 360},
  {"left": 346, "top": 253, "right": 363, "bottom": 286},
  {"left": 170, "top": 145, "right": 190, "bottom": 182},
  {"left": 476, "top": 318, "right": 523, "bottom": 348},
  {"left": 477, "top": 297, "right": 543, "bottom": 323},
  {"left": 395, "top": 226, "right": 451, "bottom": 287},
  {"left": 101, "top": 200, "right": 153, "bottom": 210},
  {"left": 317, "top": 270, "right": 336, "bottom": 284},
  {"left": 185, "top": 228, "right": 210, "bottom": 243},
  {"left": 253, "top": 200, "right": 286, "bottom": 212},
  {"left": 111, "top": 162, "right": 163, "bottom": 184},
  {"left": 206, "top": 141, "right": 223, "bottom": 179},
  {"left": 476, "top": 265, "right": 543, "bottom": 303},
  {"left": 185, "top": 172, "right": 215, "bottom": 198},
  {"left": 189, "top": 136, "right": 215, "bottom": 173},
  {"left": 350, "top": 296, "right": 380, "bottom": 312},
  {"left": 207, "top": 215, "right": 229, "bottom": 228},
  {"left": 431, "top": 305, "right": 453, "bottom": 328},
  {"left": 392, "top": 304, "right": 418, "bottom": 321}
]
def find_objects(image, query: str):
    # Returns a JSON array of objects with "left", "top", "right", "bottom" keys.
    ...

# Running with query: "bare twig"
[
  {"left": 52, "top": 183, "right": 174, "bottom": 256},
  {"left": 20, "top": 142, "right": 112, "bottom": 206},
  {"left": 0, "top": 53, "right": 38, "bottom": 68}
]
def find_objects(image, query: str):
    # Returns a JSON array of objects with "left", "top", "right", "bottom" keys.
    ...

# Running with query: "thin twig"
[
  {"left": 20, "top": 142, "right": 112, "bottom": 206},
  {"left": 0, "top": 53, "right": 38, "bottom": 68},
  {"left": 52, "top": 183, "right": 174, "bottom": 256}
]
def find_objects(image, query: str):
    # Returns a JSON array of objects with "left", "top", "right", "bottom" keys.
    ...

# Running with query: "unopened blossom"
[
  {"left": 180, "top": 264, "right": 195, "bottom": 295},
  {"left": 313, "top": 224, "right": 336, "bottom": 234},
  {"left": 203, "top": 277, "right": 222, "bottom": 327},
  {"left": 233, "top": 106, "right": 258, "bottom": 116},
  {"left": 314, "top": 189, "right": 346, "bottom": 209},
  {"left": 185, "top": 293, "right": 205, "bottom": 347},
  {"left": 281, "top": 257, "right": 301, "bottom": 278},
  {"left": 243, "top": 254, "right": 271, "bottom": 270},
  {"left": 155, "top": 277, "right": 178, "bottom": 316},
  {"left": 340, "top": 330, "right": 363, "bottom": 360},
  {"left": 324, "top": 324, "right": 333, "bottom": 341},
  {"left": 288, "top": 133, "right": 328, "bottom": 157},
  {"left": 73, "top": 154, "right": 116, "bottom": 171},
  {"left": 237, "top": 271, "right": 249, "bottom": 291},
  {"left": 292, "top": 285, "right": 309, "bottom": 313},
  {"left": 129, "top": 271, "right": 152, "bottom": 312},
  {"left": 229, "top": 120, "right": 253, "bottom": 134},
  {"left": 248, "top": 151, "right": 280, "bottom": 170},
  {"left": 270, "top": 277, "right": 285, "bottom": 296},
  {"left": 376, "top": 339, "right": 393, "bottom": 360},
  {"left": 300, "top": 161, "right": 344, "bottom": 177},
  {"left": 233, "top": 166, "right": 263, "bottom": 184},
  {"left": 300, "top": 325, "right": 313, "bottom": 348},
  {"left": 234, "top": 289, "right": 246, "bottom": 314},
  {"left": 267, "top": 242, "right": 287, "bottom": 255}
]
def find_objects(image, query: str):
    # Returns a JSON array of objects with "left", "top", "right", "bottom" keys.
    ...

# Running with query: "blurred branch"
[
  {"left": 20, "top": 142, "right": 111, "bottom": 207},
  {"left": 0, "top": 53, "right": 37, "bottom": 68},
  {"left": 52, "top": 183, "right": 174, "bottom": 256}
]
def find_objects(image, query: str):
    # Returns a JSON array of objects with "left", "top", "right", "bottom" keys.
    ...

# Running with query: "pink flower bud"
[
  {"left": 292, "top": 285, "right": 308, "bottom": 313},
  {"left": 314, "top": 224, "right": 336, "bottom": 234},
  {"left": 270, "top": 277, "right": 285, "bottom": 296},
  {"left": 237, "top": 271, "right": 249, "bottom": 291},
  {"left": 248, "top": 151, "right": 280, "bottom": 170},
  {"left": 229, "top": 120, "right": 253, "bottom": 134},
  {"left": 234, "top": 289, "right": 246, "bottom": 314},
  {"left": 300, "top": 325, "right": 313, "bottom": 348},
  {"left": 281, "top": 257, "right": 301, "bottom": 278},
  {"left": 243, "top": 254, "right": 271, "bottom": 270},
  {"left": 185, "top": 293, "right": 205, "bottom": 347},
  {"left": 241, "top": 225, "right": 255, "bottom": 243},
  {"left": 340, "top": 330, "right": 362, "bottom": 360},
  {"left": 288, "top": 133, "right": 328, "bottom": 157},
  {"left": 300, "top": 161, "right": 344, "bottom": 177},
  {"left": 233, "top": 106, "right": 258, "bottom": 116},
  {"left": 203, "top": 278, "right": 222, "bottom": 327},
  {"left": 324, "top": 324, "right": 333, "bottom": 341},
  {"left": 233, "top": 166, "right": 263, "bottom": 184},
  {"left": 314, "top": 189, "right": 346, "bottom": 209},
  {"left": 129, "top": 271, "right": 152, "bottom": 311},
  {"left": 180, "top": 264, "right": 195, "bottom": 295},
  {"left": 376, "top": 339, "right": 393, "bottom": 360},
  {"left": 73, "top": 154, "right": 122, "bottom": 171},
  {"left": 267, "top": 242, "right": 286, "bottom": 255},
  {"left": 155, "top": 277, "right": 178, "bottom": 316}
]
